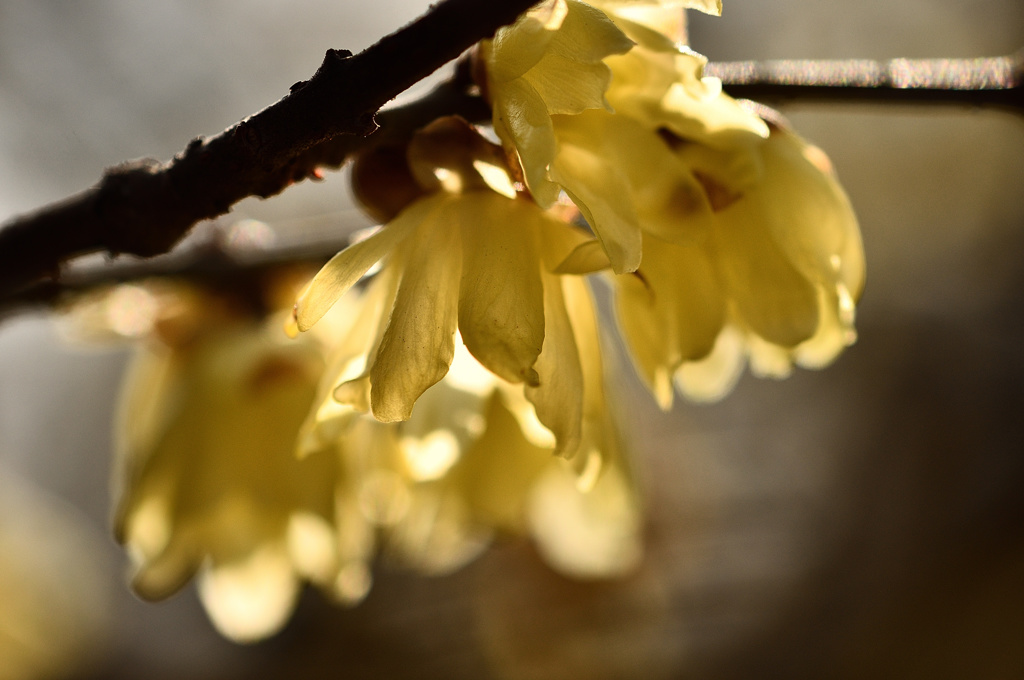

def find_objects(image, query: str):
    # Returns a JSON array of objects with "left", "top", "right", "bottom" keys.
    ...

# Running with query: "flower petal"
[
  {"left": 615, "top": 236, "right": 724, "bottom": 407},
  {"left": 526, "top": 273, "right": 583, "bottom": 457},
  {"left": 493, "top": 77, "right": 562, "bottom": 207},
  {"left": 712, "top": 211, "right": 820, "bottom": 348},
  {"left": 550, "top": 134, "right": 642, "bottom": 274},
  {"left": 294, "top": 199, "right": 429, "bottom": 331},
  {"left": 486, "top": 0, "right": 565, "bottom": 83},
  {"left": 554, "top": 239, "right": 612, "bottom": 274},
  {"left": 673, "top": 323, "right": 746, "bottom": 402},
  {"left": 557, "top": 110, "right": 715, "bottom": 243},
  {"left": 457, "top": 194, "right": 545, "bottom": 386},
  {"left": 754, "top": 129, "right": 865, "bottom": 299},
  {"left": 527, "top": 461, "right": 642, "bottom": 579},
  {"left": 370, "top": 203, "right": 462, "bottom": 422},
  {"left": 525, "top": 53, "right": 615, "bottom": 116}
]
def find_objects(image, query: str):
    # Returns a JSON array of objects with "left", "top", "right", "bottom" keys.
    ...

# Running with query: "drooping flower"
[
  {"left": 111, "top": 284, "right": 338, "bottom": 643},
  {"left": 480, "top": 0, "right": 635, "bottom": 208},
  {"left": 294, "top": 117, "right": 598, "bottom": 459},
  {"left": 299, "top": 274, "right": 642, "bottom": 584},
  {"left": 613, "top": 124, "right": 864, "bottom": 407},
  {"left": 482, "top": 0, "right": 863, "bottom": 406},
  {"left": 479, "top": 0, "right": 770, "bottom": 275}
]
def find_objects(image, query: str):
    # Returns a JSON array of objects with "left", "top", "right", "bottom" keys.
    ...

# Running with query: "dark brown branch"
[
  {"left": 0, "top": 0, "right": 533, "bottom": 299},
  {"left": 708, "top": 51, "right": 1023, "bottom": 113}
]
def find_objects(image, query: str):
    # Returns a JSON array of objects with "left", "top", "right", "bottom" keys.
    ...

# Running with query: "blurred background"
[{"left": 1, "top": 0, "right": 1022, "bottom": 678}]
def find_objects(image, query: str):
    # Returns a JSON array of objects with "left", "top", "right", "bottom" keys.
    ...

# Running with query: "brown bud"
[{"left": 350, "top": 143, "right": 427, "bottom": 223}]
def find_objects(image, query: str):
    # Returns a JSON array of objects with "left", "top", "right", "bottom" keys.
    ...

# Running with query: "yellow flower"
[
  {"left": 295, "top": 117, "right": 596, "bottom": 456},
  {"left": 548, "top": 15, "right": 770, "bottom": 274},
  {"left": 614, "top": 125, "right": 864, "bottom": 408},
  {"left": 482, "top": 4, "right": 864, "bottom": 405},
  {"left": 590, "top": 0, "right": 721, "bottom": 43},
  {"left": 480, "top": 0, "right": 765, "bottom": 275},
  {"left": 299, "top": 277, "right": 642, "bottom": 582},
  {"left": 113, "top": 288, "right": 337, "bottom": 643},
  {"left": 481, "top": 0, "right": 634, "bottom": 207}
]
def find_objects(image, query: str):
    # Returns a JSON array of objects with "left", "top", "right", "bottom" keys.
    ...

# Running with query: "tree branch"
[
  {"left": 709, "top": 51, "right": 1023, "bottom": 113},
  {"left": 2, "top": 38, "right": 1021, "bottom": 322},
  {"left": 0, "top": 0, "right": 533, "bottom": 299}
]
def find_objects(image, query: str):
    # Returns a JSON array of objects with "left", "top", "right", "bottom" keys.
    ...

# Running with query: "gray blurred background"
[{"left": 1, "top": 1, "right": 1022, "bottom": 678}]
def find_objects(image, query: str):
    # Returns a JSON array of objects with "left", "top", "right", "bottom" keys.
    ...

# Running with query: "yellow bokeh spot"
[{"left": 402, "top": 430, "right": 461, "bottom": 482}]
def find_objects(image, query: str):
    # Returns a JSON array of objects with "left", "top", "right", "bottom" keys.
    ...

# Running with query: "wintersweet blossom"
[
  {"left": 294, "top": 117, "right": 599, "bottom": 458},
  {"left": 483, "top": 0, "right": 863, "bottom": 406},
  {"left": 480, "top": 0, "right": 634, "bottom": 208},
  {"left": 298, "top": 277, "right": 642, "bottom": 583},
  {"left": 614, "top": 125, "right": 864, "bottom": 407},
  {"left": 480, "top": 0, "right": 766, "bottom": 275},
  {"left": 112, "top": 288, "right": 337, "bottom": 642}
]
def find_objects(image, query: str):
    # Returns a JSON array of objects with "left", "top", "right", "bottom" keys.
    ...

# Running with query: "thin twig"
[
  {"left": 0, "top": 0, "right": 532, "bottom": 300},
  {"left": 708, "top": 51, "right": 1023, "bottom": 113}
]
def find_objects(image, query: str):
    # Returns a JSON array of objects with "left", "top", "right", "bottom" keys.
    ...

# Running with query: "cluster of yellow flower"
[{"left": 101, "top": 0, "right": 862, "bottom": 643}]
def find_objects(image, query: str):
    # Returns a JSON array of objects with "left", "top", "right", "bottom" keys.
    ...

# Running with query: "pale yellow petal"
[
  {"left": 524, "top": 53, "right": 615, "bottom": 115},
  {"left": 486, "top": 0, "right": 564, "bottom": 83},
  {"left": 493, "top": 77, "right": 562, "bottom": 207},
  {"left": 615, "top": 270, "right": 676, "bottom": 409},
  {"left": 294, "top": 199, "right": 430, "bottom": 331},
  {"left": 607, "top": 6, "right": 689, "bottom": 43},
  {"left": 746, "top": 333, "right": 795, "bottom": 379},
  {"left": 520, "top": 0, "right": 633, "bottom": 114},
  {"left": 561, "top": 275, "right": 603, "bottom": 419},
  {"left": 297, "top": 270, "right": 399, "bottom": 457},
  {"left": 370, "top": 205, "right": 462, "bottom": 422},
  {"left": 457, "top": 194, "right": 545, "bottom": 385},
  {"left": 598, "top": 0, "right": 720, "bottom": 15},
  {"left": 674, "top": 323, "right": 746, "bottom": 402},
  {"left": 615, "top": 235, "right": 724, "bottom": 407},
  {"left": 130, "top": 540, "right": 196, "bottom": 601},
  {"left": 526, "top": 273, "right": 583, "bottom": 456},
  {"left": 558, "top": 110, "right": 715, "bottom": 243},
  {"left": 385, "top": 489, "right": 490, "bottom": 575},
  {"left": 793, "top": 283, "right": 858, "bottom": 370},
  {"left": 754, "top": 129, "right": 865, "bottom": 299},
  {"left": 712, "top": 209, "right": 820, "bottom": 348},
  {"left": 536, "top": 217, "right": 600, "bottom": 272},
  {"left": 554, "top": 0, "right": 635, "bottom": 63},
  {"left": 607, "top": 45, "right": 768, "bottom": 148},
  {"left": 554, "top": 239, "right": 612, "bottom": 274},
  {"left": 549, "top": 132, "right": 642, "bottom": 274}
]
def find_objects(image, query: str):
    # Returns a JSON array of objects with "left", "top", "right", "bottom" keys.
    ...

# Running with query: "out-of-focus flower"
[
  {"left": 613, "top": 124, "right": 864, "bottom": 408},
  {"left": 299, "top": 274, "right": 642, "bottom": 584},
  {"left": 111, "top": 283, "right": 338, "bottom": 643},
  {"left": 295, "top": 117, "right": 599, "bottom": 459},
  {"left": 0, "top": 473, "right": 111, "bottom": 680}
]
